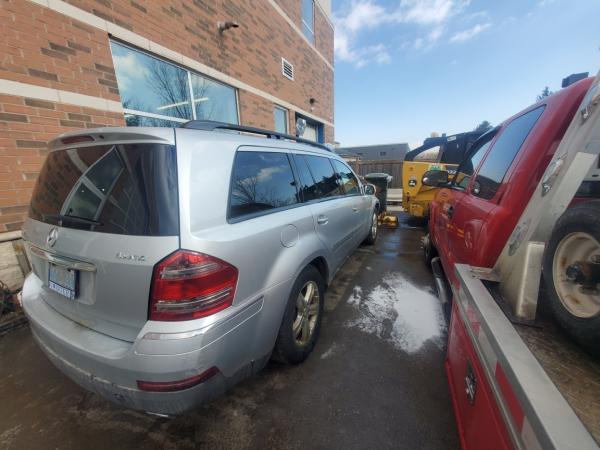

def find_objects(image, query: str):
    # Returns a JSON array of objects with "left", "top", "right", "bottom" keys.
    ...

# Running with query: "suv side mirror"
[
  {"left": 422, "top": 170, "right": 449, "bottom": 187},
  {"left": 364, "top": 184, "right": 376, "bottom": 195}
]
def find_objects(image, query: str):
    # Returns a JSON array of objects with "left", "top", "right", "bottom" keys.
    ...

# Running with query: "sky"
[{"left": 332, "top": 0, "right": 600, "bottom": 148}]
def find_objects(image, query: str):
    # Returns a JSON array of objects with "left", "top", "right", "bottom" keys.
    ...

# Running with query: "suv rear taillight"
[{"left": 149, "top": 250, "right": 238, "bottom": 321}]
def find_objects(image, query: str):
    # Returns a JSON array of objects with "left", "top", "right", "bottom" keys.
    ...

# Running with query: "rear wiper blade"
[{"left": 43, "top": 214, "right": 102, "bottom": 226}]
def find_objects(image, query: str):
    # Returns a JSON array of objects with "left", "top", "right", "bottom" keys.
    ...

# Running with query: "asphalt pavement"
[{"left": 0, "top": 214, "right": 458, "bottom": 450}]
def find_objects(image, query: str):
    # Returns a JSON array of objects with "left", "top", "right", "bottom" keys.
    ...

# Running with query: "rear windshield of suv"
[{"left": 29, "top": 143, "right": 179, "bottom": 236}]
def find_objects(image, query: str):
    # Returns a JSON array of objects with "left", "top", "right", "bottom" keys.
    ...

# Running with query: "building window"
[
  {"left": 110, "top": 41, "right": 238, "bottom": 126},
  {"left": 296, "top": 114, "right": 323, "bottom": 143},
  {"left": 380, "top": 151, "right": 387, "bottom": 156},
  {"left": 191, "top": 72, "right": 238, "bottom": 124},
  {"left": 274, "top": 106, "right": 288, "bottom": 133},
  {"left": 302, "top": 0, "right": 315, "bottom": 44}
]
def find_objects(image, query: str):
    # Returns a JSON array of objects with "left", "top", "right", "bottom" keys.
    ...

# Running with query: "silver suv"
[{"left": 21, "top": 121, "right": 379, "bottom": 415}]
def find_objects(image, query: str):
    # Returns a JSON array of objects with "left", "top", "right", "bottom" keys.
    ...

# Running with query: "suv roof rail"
[{"left": 181, "top": 120, "right": 332, "bottom": 152}]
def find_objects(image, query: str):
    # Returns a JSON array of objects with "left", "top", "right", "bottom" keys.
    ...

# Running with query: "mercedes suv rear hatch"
[{"left": 24, "top": 135, "right": 180, "bottom": 342}]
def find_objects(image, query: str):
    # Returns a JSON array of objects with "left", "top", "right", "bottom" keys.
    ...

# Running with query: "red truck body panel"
[
  {"left": 446, "top": 301, "right": 514, "bottom": 450},
  {"left": 430, "top": 77, "right": 593, "bottom": 286},
  {"left": 429, "top": 77, "right": 596, "bottom": 449}
]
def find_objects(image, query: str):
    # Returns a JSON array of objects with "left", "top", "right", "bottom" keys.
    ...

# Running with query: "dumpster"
[{"left": 364, "top": 173, "right": 392, "bottom": 212}]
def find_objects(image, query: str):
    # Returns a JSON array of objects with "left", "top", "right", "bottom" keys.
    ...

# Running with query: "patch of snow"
[
  {"left": 320, "top": 342, "right": 338, "bottom": 359},
  {"left": 345, "top": 273, "right": 446, "bottom": 353},
  {"left": 347, "top": 286, "right": 362, "bottom": 306}
]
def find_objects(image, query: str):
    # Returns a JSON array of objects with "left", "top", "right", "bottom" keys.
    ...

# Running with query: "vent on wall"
[{"left": 282, "top": 58, "right": 294, "bottom": 80}]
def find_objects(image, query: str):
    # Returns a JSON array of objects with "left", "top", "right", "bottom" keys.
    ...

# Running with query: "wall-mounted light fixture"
[
  {"left": 218, "top": 21, "right": 239, "bottom": 33},
  {"left": 309, "top": 97, "right": 317, "bottom": 112}
]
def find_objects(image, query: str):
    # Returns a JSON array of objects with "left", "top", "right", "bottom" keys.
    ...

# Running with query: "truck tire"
[
  {"left": 543, "top": 200, "right": 600, "bottom": 356},
  {"left": 422, "top": 233, "right": 438, "bottom": 268},
  {"left": 272, "top": 265, "right": 324, "bottom": 364}
]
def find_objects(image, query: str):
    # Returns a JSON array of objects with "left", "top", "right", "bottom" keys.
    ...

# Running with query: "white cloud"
[
  {"left": 449, "top": 22, "right": 491, "bottom": 43},
  {"left": 400, "top": 0, "right": 463, "bottom": 25},
  {"left": 334, "top": 0, "right": 471, "bottom": 67},
  {"left": 256, "top": 166, "right": 285, "bottom": 182},
  {"left": 334, "top": 1, "right": 392, "bottom": 68},
  {"left": 112, "top": 52, "right": 149, "bottom": 91}
]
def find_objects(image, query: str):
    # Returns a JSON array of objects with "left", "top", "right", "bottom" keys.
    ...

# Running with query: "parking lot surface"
[{"left": 0, "top": 214, "right": 458, "bottom": 450}]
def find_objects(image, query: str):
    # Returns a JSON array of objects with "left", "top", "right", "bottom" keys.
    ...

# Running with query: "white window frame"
[{"left": 274, "top": 105, "right": 288, "bottom": 133}]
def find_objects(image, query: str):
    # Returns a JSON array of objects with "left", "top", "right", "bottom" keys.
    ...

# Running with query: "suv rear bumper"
[
  {"left": 30, "top": 325, "right": 226, "bottom": 414},
  {"left": 22, "top": 272, "right": 280, "bottom": 415}
]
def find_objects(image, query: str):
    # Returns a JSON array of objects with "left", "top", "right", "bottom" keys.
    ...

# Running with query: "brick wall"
[
  {"left": 0, "top": 94, "right": 124, "bottom": 232},
  {"left": 57, "top": 0, "right": 334, "bottom": 122},
  {"left": 0, "top": 1, "right": 119, "bottom": 101}
]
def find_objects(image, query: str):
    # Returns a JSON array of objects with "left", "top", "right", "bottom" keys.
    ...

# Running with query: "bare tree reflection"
[{"left": 146, "top": 59, "right": 191, "bottom": 119}]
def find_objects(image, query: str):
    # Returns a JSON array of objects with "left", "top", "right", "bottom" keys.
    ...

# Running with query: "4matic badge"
[{"left": 115, "top": 252, "right": 146, "bottom": 262}]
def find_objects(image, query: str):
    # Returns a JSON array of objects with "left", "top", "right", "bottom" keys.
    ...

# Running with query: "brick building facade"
[{"left": 0, "top": 0, "right": 334, "bottom": 288}]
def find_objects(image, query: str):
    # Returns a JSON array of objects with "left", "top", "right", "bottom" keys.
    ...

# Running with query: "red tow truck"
[{"left": 423, "top": 72, "right": 600, "bottom": 449}]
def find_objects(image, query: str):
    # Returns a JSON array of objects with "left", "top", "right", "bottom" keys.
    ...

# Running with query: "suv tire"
[
  {"left": 273, "top": 265, "right": 325, "bottom": 364},
  {"left": 363, "top": 210, "right": 378, "bottom": 245}
]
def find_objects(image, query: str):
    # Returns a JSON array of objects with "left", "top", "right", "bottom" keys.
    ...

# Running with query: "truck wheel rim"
[
  {"left": 293, "top": 281, "right": 320, "bottom": 345},
  {"left": 552, "top": 232, "right": 600, "bottom": 318}
]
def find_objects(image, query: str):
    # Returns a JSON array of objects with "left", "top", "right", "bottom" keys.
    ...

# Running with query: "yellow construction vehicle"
[{"left": 402, "top": 131, "right": 482, "bottom": 219}]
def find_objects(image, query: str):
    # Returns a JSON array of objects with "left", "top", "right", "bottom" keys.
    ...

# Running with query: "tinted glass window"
[
  {"left": 452, "top": 132, "right": 497, "bottom": 190},
  {"left": 333, "top": 160, "right": 360, "bottom": 195},
  {"left": 294, "top": 155, "right": 319, "bottom": 202},
  {"left": 229, "top": 152, "right": 299, "bottom": 220},
  {"left": 415, "top": 145, "right": 440, "bottom": 161},
  {"left": 474, "top": 107, "right": 544, "bottom": 200},
  {"left": 29, "top": 144, "right": 179, "bottom": 236},
  {"left": 304, "top": 156, "right": 343, "bottom": 198}
]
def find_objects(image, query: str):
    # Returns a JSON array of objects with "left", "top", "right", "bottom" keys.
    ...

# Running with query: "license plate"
[{"left": 48, "top": 263, "right": 78, "bottom": 300}]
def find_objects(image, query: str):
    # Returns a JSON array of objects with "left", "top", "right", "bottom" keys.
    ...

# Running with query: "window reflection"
[
  {"left": 333, "top": 160, "right": 360, "bottom": 195},
  {"left": 111, "top": 42, "right": 191, "bottom": 120},
  {"left": 30, "top": 144, "right": 179, "bottom": 236},
  {"left": 304, "top": 155, "right": 342, "bottom": 198},
  {"left": 229, "top": 152, "right": 299, "bottom": 220},
  {"left": 111, "top": 41, "right": 239, "bottom": 126},
  {"left": 191, "top": 73, "right": 238, "bottom": 124}
]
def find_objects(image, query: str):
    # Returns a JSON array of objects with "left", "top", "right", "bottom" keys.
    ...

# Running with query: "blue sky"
[{"left": 332, "top": 0, "right": 600, "bottom": 148}]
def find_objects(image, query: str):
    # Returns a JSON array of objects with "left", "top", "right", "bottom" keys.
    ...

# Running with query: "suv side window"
[
  {"left": 293, "top": 154, "right": 319, "bottom": 202},
  {"left": 304, "top": 155, "right": 343, "bottom": 198},
  {"left": 229, "top": 151, "right": 299, "bottom": 220},
  {"left": 332, "top": 159, "right": 360, "bottom": 195},
  {"left": 451, "top": 131, "right": 496, "bottom": 190},
  {"left": 474, "top": 106, "right": 545, "bottom": 200}
]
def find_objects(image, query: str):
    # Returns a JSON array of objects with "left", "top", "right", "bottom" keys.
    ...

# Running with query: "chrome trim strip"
[{"left": 28, "top": 245, "right": 97, "bottom": 273}]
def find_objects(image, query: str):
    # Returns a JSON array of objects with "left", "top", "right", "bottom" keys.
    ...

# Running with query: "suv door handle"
[
  {"left": 447, "top": 205, "right": 454, "bottom": 218},
  {"left": 317, "top": 216, "right": 329, "bottom": 225},
  {"left": 352, "top": 207, "right": 359, "bottom": 212}
]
